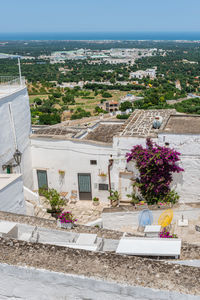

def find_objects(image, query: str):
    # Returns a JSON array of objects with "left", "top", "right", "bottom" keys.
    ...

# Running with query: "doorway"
[
  {"left": 37, "top": 170, "right": 48, "bottom": 189},
  {"left": 78, "top": 173, "right": 92, "bottom": 200}
]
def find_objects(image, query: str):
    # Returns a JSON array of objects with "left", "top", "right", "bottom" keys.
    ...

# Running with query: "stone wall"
[
  {"left": 0, "top": 263, "right": 199, "bottom": 300},
  {"left": 0, "top": 211, "right": 199, "bottom": 259},
  {"left": 0, "top": 234, "right": 200, "bottom": 296},
  {"left": 0, "top": 211, "right": 124, "bottom": 239}
]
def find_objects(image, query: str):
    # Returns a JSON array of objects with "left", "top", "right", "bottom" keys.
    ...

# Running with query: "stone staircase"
[{"left": 25, "top": 199, "right": 53, "bottom": 220}]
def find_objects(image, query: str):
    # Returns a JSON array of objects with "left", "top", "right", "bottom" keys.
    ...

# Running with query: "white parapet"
[
  {"left": 0, "top": 174, "right": 26, "bottom": 214},
  {"left": 116, "top": 237, "right": 181, "bottom": 257}
]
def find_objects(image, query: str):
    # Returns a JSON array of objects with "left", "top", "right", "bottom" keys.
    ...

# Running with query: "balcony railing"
[{"left": 0, "top": 76, "right": 25, "bottom": 87}]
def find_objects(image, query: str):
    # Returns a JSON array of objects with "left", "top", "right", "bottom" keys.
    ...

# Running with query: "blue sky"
[{"left": 1, "top": 0, "right": 200, "bottom": 32}]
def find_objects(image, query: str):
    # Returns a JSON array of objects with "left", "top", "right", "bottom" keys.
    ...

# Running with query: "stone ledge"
[
  {"left": 0, "top": 237, "right": 199, "bottom": 295},
  {"left": 0, "top": 211, "right": 123, "bottom": 239}
]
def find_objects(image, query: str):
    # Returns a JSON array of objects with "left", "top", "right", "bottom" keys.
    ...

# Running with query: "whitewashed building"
[
  {"left": 31, "top": 109, "right": 200, "bottom": 204},
  {"left": 0, "top": 76, "right": 33, "bottom": 214},
  {"left": 130, "top": 68, "right": 156, "bottom": 79},
  {"left": 0, "top": 78, "right": 200, "bottom": 208}
]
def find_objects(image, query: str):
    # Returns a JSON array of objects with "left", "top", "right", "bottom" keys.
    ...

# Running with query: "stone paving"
[{"left": 39, "top": 197, "right": 109, "bottom": 224}]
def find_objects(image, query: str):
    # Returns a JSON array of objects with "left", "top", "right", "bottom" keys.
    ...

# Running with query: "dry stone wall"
[{"left": 0, "top": 236, "right": 200, "bottom": 296}]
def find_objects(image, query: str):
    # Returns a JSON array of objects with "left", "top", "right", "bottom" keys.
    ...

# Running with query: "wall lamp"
[
  {"left": 13, "top": 149, "right": 22, "bottom": 166},
  {"left": 2, "top": 149, "right": 22, "bottom": 170}
]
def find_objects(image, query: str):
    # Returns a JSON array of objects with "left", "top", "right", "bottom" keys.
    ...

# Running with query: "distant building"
[
  {"left": 175, "top": 80, "right": 182, "bottom": 90},
  {"left": 130, "top": 68, "right": 156, "bottom": 79},
  {"left": 105, "top": 101, "right": 119, "bottom": 113},
  {"left": 120, "top": 94, "right": 144, "bottom": 104}
]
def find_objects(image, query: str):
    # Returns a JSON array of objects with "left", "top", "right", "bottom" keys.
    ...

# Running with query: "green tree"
[{"left": 119, "top": 101, "right": 133, "bottom": 112}]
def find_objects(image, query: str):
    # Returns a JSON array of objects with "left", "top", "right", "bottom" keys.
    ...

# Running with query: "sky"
[{"left": 1, "top": 0, "right": 200, "bottom": 33}]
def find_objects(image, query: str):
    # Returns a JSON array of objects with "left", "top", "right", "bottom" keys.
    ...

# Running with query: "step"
[{"left": 76, "top": 233, "right": 97, "bottom": 245}]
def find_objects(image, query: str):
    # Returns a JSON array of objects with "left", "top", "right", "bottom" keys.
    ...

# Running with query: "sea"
[{"left": 0, "top": 32, "right": 200, "bottom": 41}]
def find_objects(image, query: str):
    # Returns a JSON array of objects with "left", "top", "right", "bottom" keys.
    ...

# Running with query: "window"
[
  {"left": 90, "top": 160, "right": 97, "bottom": 165},
  {"left": 99, "top": 183, "right": 108, "bottom": 191}
]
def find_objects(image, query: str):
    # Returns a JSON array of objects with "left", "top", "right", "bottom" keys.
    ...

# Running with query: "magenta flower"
[{"left": 126, "top": 138, "right": 184, "bottom": 205}]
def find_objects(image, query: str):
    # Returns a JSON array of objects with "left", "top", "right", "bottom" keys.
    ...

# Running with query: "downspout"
[{"left": 108, "top": 155, "right": 114, "bottom": 202}]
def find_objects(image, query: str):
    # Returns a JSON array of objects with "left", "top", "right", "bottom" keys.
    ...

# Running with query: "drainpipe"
[{"left": 108, "top": 155, "right": 114, "bottom": 199}]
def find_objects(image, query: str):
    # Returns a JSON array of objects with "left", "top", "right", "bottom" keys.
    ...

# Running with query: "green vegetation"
[
  {"left": 71, "top": 107, "right": 91, "bottom": 120},
  {"left": 0, "top": 40, "right": 200, "bottom": 124}
]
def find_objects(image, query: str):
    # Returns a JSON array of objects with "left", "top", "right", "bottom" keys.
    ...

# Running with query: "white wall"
[
  {"left": 102, "top": 207, "right": 200, "bottom": 231},
  {"left": 114, "top": 134, "right": 200, "bottom": 203},
  {"left": 0, "top": 87, "right": 33, "bottom": 189},
  {"left": 31, "top": 138, "right": 116, "bottom": 201},
  {"left": 0, "top": 263, "right": 198, "bottom": 300},
  {"left": 0, "top": 175, "right": 26, "bottom": 214},
  {"left": 31, "top": 131, "right": 200, "bottom": 203},
  {"left": 158, "top": 134, "right": 200, "bottom": 203}
]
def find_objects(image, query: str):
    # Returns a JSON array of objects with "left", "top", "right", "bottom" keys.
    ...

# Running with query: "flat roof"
[
  {"left": 32, "top": 115, "right": 124, "bottom": 143},
  {"left": 84, "top": 123, "right": 122, "bottom": 143},
  {"left": 120, "top": 109, "right": 176, "bottom": 137},
  {"left": 162, "top": 115, "right": 200, "bottom": 134}
]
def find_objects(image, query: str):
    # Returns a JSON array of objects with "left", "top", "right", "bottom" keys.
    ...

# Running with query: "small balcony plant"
[
  {"left": 58, "top": 211, "right": 77, "bottom": 229},
  {"left": 40, "top": 188, "right": 66, "bottom": 219},
  {"left": 93, "top": 197, "right": 99, "bottom": 206},
  {"left": 58, "top": 170, "right": 65, "bottom": 176},
  {"left": 98, "top": 171, "right": 107, "bottom": 178}
]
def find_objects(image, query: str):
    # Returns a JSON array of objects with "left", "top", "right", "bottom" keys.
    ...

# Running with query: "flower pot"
[
  {"left": 47, "top": 209, "right": 62, "bottom": 219},
  {"left": 111, "top": 200, "right": 118, "bottom": 207},
  {"left": 57, "top": 220, "right": 74, "bottom": 229},
  {"left": 93, "top": 200, "right": 99, "bottom": 206}
]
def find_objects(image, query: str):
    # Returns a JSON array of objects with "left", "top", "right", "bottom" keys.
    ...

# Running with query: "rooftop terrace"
[
  {"left": 0, "top": 76, "right": 26, "bottom": 99},
  {"left": 120, "top": 109, "right": 176, "bottom": 137},
  {"left": 162, "top": 115, "right": 200, "bottom": 134}
]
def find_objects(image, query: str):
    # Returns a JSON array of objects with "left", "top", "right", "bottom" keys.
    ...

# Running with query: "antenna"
[{"left": 18, "top": 57, "right": 22, "bottom": 86}]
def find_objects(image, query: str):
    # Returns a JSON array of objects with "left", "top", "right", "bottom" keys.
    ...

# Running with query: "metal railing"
[{"left": 0, "top": 76, "right": 25, "bottom": 87}]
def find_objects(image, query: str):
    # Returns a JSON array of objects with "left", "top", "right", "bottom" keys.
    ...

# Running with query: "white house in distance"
[
  {"left": 120, "top": 94, "right": 144, "bottom": 104},
  {"left": 0, "top": 77, "right": 200, "bottom": 214},
  {"left": 130, "top": 68, "right": 156, "bottom": 79}
]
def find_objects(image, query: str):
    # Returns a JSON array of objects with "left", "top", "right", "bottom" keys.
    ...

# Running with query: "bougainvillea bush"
[
  {"left": 160, "top": 229, "right": 177, "bottom": 238},
  {"left": 126, "top": 138, "right": 184, "bottom": 205},
  {"left": 58, "top": 211, "right": 77, "bottom": 223}
]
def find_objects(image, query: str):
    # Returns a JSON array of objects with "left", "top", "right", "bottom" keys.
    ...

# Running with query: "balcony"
[{"left": 0, "top": 76, "right": 26, "bottom": 99}]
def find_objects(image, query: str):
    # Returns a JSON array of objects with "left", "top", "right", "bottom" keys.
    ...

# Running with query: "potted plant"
[
  {"left": 40, "top": 188, "right": 67, "bottom": 219},
  {"left": 126, "top": 192, "right": 140, "bottom": 207},
  {"left": 108, "top": 190, "right": 120, "bottom": 207},
  {"left": 58, "top": 170, "right": 65, "bottom": 176},
  {"left": 98, "top": 171, "right": 107, "bottom": 178},
  {"left": 93, "top": 197, "right": 99, "bottom": 206},
  {"left": 57, "top": 211, "right": 77, "bottom": 229}
]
